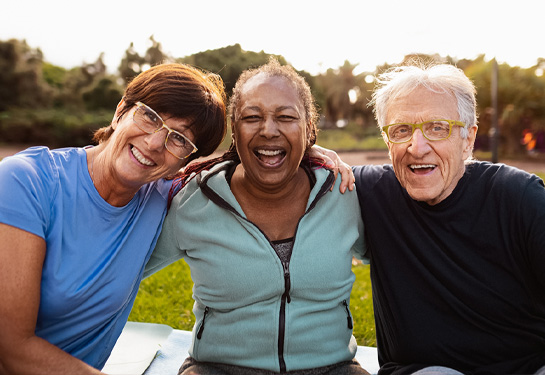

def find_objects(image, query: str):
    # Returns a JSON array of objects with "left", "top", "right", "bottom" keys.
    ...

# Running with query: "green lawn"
[{"left": 129, "top": 260, "right": 377, "bottom": 347}]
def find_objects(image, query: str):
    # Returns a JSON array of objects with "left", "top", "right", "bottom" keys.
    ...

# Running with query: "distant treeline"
[{"left": 1, "top": 37, "right": 544, "bottom": 155}]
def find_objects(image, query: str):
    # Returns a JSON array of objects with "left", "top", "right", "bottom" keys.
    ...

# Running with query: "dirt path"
[{"left": 2, "top": 146, "right": 544, "bottom": 174}]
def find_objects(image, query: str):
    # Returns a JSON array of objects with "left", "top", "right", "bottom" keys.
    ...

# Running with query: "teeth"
[
  {"left": 410, "top": 164, "right": 435, "bottom": 169},
  {"left": 257, "top": 149, "right": 283, "bottom": 156},
  {"left": 131, "top": 147, "right": 154, "bottom": 166}
]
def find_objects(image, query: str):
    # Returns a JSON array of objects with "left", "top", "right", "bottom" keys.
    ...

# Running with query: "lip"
[
  {"left": 408, "top": 163, "right": 437, "bottom": 175},
  {"left": 130, "top": 145, "right": 157, "bottom": 167},
  {"left": 253, "top": 146, "right": 286, "bottom": 168}
]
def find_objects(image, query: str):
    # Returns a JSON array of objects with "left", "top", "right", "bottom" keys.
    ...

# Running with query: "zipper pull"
[
  {"left": 197, "top": 306, "right": 209, "bottom": 339},
  {"left": 282, "top": 262, "right": 291, "bottom": 303},
  {"left": 342, "top": 300, "right": 353, "bottom": 329}
]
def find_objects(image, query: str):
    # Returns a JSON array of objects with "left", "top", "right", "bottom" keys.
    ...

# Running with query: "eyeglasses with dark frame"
[
  {"left": 382, "top": 119, "right": 466, "bottom": 144},
  {"left": 132, "top": 102, "right": 198, "bottom": 159}
]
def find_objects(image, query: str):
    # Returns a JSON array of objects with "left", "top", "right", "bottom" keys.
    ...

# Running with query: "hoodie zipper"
[
  {"left": 278, "top": 260, "right": 291, "bottom": 372},
  {"left": 199, "top": 163, "right": 336, "bottom": 372}
]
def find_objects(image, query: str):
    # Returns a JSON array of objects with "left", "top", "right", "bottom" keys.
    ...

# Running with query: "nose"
[
  {"left": 144, "top": 127, "right": 168, "bottom": 151},
  {"left": 260, "top": 116, "right": 280, "bottom": 138},
  {"left": 407, "top": 129, "right": 431, "bottom": 156}
]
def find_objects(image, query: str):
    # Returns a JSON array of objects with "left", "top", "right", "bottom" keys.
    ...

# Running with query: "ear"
[
  {"left": 381, "top": 131, "right": 393, "bottom": 150},
  {"left": 115, "top": 98, "right": 125, "bottom": 115},
  {"left": 381, "top": 131, "right": 394, "bottom": 161},
  {"left": 111, "top": 98, "right": 126, "bottom": 128},
  {"left": 462, "top": 126, "right": 478, "bottom": 159}
]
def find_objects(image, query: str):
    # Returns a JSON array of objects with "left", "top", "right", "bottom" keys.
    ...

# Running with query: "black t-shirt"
[{"left": 353, "top": 162, "right": 545, "bottom": 375}]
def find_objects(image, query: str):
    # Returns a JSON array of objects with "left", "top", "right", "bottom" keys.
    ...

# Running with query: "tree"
[
  {"left": 145, "top": 35, "right": 167, "bottom": 67},
  {"left": 118, "top": 36, "right": 172, "bottom": 85},
  {"left": 0, "top": 39, "right": 52, "bottom": 111},
  {"left": 179, "top": 44, "right": 287, "bottom": 95},
  {"left": 118, "top": 42, "right": 146, "bottom": 85},
  {"left": 315, "top": 60, "right": 359, "bottom": 127},
  {"left": 465, "top": 57, "right": 545, "bottom": 155}
]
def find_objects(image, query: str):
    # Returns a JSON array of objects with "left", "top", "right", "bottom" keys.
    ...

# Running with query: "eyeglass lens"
[
  {"left": 134, "top": 106, "right": 194, "bottom": 158},
  {"left": 388, "top": 121, "right": 451, "bottom": 142}
]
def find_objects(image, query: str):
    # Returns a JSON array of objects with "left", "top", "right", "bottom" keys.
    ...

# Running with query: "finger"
[
  {"left": 338, "top": 162, "right": 355, "bottom": 194},
  {"left": 329, "top": 164, "right": 339, "bottom": 192}
]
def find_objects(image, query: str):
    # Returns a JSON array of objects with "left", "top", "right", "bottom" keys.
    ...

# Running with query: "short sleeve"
[{"left": 0, "top": 149, "right": 57, "bottom": 238}]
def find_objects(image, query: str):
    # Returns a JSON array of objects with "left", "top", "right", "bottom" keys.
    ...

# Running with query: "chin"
[{"left": 406, "top": 189, "right": 438, "bottom": 204}]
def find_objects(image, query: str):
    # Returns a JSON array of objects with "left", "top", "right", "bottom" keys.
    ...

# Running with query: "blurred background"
[{"left": 1, "top": 0, "right": 544, "bottom": 166}]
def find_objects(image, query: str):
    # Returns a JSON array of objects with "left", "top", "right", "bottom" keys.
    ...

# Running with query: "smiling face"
[
  {"left": 233, "top": 74, "right": 308, "bottom": 192},
  {"left": 101, "top": 105, "right": 193, "bottom": 190},
  {"left": 385, "top": 86, "right": 477, "bottom": 205}
]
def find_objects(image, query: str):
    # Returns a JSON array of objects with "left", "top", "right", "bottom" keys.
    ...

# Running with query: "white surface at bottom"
[{"left": 103, "top": 322, "right": 380, "bottom": 375}]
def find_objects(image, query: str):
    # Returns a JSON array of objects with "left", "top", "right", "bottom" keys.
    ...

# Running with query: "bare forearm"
[{"left": 0, "top": 335, "right": 104, "bottom": 375}]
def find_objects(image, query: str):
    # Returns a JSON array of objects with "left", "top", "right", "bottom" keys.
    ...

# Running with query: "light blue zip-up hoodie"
[{"left": 147, "top": 160, "right": 365, "bottom": 372}]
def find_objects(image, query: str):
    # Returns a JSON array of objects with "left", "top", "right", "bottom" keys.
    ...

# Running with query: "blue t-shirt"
[{"left": 0, "top": 146, "right": 172, "bottom": 369}]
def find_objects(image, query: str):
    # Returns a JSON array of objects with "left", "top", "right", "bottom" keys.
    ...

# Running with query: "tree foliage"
[
  {"left": 178, "top": 43, "right": 288, "bottom": 95},
  {"left": 0, "top": 39, "right": 52, "bottom": 111},
  {"left": 1, "top": 37, "right": 544, "bottom": 155}
]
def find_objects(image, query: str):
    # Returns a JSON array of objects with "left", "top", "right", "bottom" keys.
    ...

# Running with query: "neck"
[
  {"left": 230, "top": 165, "right": 311, "bottom": 241},
  {"left": 231, "top": 165, "right": 309, "bottom": 205},
  {"left": 86, "top": 146, "right": 140, "bottom": 207}
]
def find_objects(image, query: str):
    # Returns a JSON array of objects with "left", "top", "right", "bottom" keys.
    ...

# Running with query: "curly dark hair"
[
  {"left": 168, "top": 58, "right": 321, "bottom": 204},
  {"left": 229, "top": 57, "right": 319, "bottom": 151}
]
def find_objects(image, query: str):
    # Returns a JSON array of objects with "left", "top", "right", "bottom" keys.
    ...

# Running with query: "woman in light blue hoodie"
[{"left": 147, "top": 58, "right": 369, "bottom": 375}]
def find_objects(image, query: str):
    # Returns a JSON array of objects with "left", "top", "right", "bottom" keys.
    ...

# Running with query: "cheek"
[
  {"left": 292, "top": 124, "right": 307, "bottom": 148},
  {"left": 233, "top": 124, "right": 253, "bottom": 146},
  {"left": 388, "top": 144, "right": 403, "bottom": 164},
  {"left": 162, "top": 157, "right": 185, "bottom": 175}
]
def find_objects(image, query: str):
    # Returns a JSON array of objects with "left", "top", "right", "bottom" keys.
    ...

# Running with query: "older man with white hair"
[{"left": 353, "top": 64, "right": 545, "bottom": 375}]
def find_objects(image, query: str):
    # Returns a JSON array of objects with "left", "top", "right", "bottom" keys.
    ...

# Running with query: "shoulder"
[
  {"left": 171, "top": 160, "right": 234, "bottom": 206},
  {"left": 352, "top": 164, "right": 396, "bottom": 190},
  {"left": 0, "top": 146, "right": 63, "bottom": 186},
  {"left": 464, "top": 161, "right": 545, "bottom": 212},
  {"left": 0, "top": 147, "right": 74, "bottom": 235},
  {"left": 467, "top": 161, "right": 543, "bottom": 192},
  {"left": 1, "top": 146, "right": 53, "bottom": 169}
]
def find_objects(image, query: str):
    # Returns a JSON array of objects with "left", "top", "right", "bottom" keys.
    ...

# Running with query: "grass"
[{"left": 129, "top": 260, "right": 377, "bottom": 347}]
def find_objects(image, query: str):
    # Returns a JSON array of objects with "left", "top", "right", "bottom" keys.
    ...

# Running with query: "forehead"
[
  {"left": 239, "top": 74, "right": 301, "bottom": 109},
  {"left": 386, "top": 86, "right": 459, "bottom": 124}
]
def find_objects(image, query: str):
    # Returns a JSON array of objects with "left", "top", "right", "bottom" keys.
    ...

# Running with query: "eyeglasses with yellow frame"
[{"left": 382, "top": 119, "right": 466, "bottom": 144}]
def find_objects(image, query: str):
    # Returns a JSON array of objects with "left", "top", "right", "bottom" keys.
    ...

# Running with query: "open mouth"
[
  {"left": 409, "top": 164, "right": 436, "bottom": 174},
  {"left": 131, "top": 146, "right": 155, "bottom": 167},
  {"left": 254, "top": 148, "right": 286, "bottom": 166}
]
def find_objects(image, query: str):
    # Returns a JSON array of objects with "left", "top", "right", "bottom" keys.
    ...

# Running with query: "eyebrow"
[
  {"left": 389, "top": 118, "right": 450, "bottom": 124},
  {"left": 241, "top": 105, "right": 299, "bottom": 113}
]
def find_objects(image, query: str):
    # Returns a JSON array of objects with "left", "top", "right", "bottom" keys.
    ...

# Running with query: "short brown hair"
[{"left": 93, "top": 63, "right": 227, "bottom": 162}]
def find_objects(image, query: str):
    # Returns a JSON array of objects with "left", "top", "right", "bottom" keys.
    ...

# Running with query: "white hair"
[{"left": 370, "top": 64, "right": 478, "bottom": 139}]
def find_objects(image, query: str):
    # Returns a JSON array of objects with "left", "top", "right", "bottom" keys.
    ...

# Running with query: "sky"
[{"left": 1, "top": 0, "right": 543, "bottom": 76}]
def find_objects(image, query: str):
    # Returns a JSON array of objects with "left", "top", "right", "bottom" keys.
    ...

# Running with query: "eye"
[
  {"left": 143, "top": 108, "right": 159, "bottom": 124},
  {"left": 168, "top": 132, "right": 188, "bottom": 147},
  {"left": 240, "top": 115, "right": 262, "bottom": 123},
  {"left": 276, "top": 115, "right": 298, "bottom": 123},
  {"left": 427, "top": 121, "right": 450, "bottom": 135},
  {"left": 391, "top": 125, "right": 411, "bottom": 136}
]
